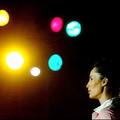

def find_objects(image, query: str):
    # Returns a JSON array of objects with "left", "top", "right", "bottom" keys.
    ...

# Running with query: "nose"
[{"left": 86, "top": 81, "right": 89, "bottom": 88}]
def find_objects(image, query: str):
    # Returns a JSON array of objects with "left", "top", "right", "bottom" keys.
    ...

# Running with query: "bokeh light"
[
  {"left": 50, "top": 17, "right": 63, "bottom": 32},
  {"left": 0, "top": 9, "right": 10, "bottom": 26},
  {"left": 6, "top": 51, "right": 24, "bottom": 70},
  {"left": 30, "top": 67, "right": 41, "bottom": 77},
  {"left": 66, "top": 21, "right": 81, "bottom": 37},
  {"left": 48, "top": 54, "right": 63, "bottom": 71}
]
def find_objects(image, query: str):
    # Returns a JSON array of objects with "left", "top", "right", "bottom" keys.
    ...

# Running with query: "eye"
[{"left": 89, "top": 77, "right": 93, "bottom": 81}]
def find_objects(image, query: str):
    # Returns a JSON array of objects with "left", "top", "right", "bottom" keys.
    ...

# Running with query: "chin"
[{"left": 89, "top": 95, "right": 96, "bottom": 99}]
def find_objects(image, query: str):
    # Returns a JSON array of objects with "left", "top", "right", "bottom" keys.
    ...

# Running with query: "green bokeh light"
[{"left": 66, "top": 21, "right": 81, "bottom": 37}]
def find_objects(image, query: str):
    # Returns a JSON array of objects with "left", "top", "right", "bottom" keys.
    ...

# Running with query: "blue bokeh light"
[{"left": 48, "top": 54, "right": 63, "bottom": 71}]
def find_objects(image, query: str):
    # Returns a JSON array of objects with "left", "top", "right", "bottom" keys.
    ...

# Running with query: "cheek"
[
  {"left": 92, "top": 86, "right": 102, "bottom": 94},
  {"left": 90, "top": 85, "right": 103, "bottom": 96}
]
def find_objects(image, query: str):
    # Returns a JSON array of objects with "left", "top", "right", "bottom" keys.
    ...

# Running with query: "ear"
[{"left": 102, "top": 77, "right": 108, "bottom": 87}]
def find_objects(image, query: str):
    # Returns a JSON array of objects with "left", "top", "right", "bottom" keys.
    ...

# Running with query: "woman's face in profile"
[{"left": 86, "top": 67, "right": 104, "bottom": 99}]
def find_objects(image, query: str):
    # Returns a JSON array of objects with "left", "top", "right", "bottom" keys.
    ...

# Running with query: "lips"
[{"left": 88, "top": 90, "right": 91, "bottom": 94}]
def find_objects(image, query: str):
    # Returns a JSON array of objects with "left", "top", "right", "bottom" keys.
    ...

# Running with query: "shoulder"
[
  {"left": 92, "top": 97, "right": 120, "bottom": 119},
  {"left": 97, "top": 107, "right": 120, "bottom": 119},
  {"left": 92, "top": 108, "right": 113, "bottom": 119},
  {"left": 98, "top": 108, "right": 113, "bottom": 119}
]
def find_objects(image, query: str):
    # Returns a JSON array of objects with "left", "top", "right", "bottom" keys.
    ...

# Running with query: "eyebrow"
[{"left": 89, "top": 75, "right": 92, "bottom": 78}]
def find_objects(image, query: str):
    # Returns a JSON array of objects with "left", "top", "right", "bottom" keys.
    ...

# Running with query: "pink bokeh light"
[{"left": 50, "top": 17, "right": 63, "bottom": 32}]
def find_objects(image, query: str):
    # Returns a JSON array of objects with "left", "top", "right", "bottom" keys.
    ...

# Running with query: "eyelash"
[{"left": 90, "top": 78, "right": 93, "bottom": 80}]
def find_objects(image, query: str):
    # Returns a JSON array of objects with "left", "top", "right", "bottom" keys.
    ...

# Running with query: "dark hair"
[{"left": 92, "top": 58, "right": 119, "bottom": 96}]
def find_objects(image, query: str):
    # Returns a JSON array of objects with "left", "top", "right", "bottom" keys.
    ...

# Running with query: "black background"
[{"left": 0, "top": 0, "right": 119, "bottom": 119}]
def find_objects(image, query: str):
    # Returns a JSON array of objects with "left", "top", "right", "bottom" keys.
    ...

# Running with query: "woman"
[{"left": 86, "top": 58, "right": 120, "bottom": 119}]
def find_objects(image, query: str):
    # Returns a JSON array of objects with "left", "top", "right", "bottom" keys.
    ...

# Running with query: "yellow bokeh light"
[
  {"left": 0, "top": 9, "right": 10, "bottom": 26},
  {"left": 30, "top": 67, "right": 41, "bottom": 77},
  {"left": 6, "top": 52, "right": 24, "bottom": 70}
]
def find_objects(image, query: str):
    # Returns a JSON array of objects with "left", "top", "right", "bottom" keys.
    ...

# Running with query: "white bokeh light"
[
  {"left": 6, "top": 52, "right": 24, "bottom": 70},
  {"left": 30, "top": 67, "right": 41, "bottom": 77}
]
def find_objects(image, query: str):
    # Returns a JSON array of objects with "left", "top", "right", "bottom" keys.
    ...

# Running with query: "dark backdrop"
[{"left": 0, "top": 0, "right": 119, "bottom": 119}]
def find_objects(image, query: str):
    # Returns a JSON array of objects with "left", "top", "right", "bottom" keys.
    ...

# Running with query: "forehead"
[{"left": 90, "top": 67, "right": 101, "bottom": 77}]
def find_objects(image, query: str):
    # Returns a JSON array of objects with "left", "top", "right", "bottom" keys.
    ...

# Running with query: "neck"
[{"left": 99, "top": 87, "right": 113, "bottom": 105}]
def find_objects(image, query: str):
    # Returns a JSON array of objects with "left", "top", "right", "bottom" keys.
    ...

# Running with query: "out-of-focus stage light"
[
  {"left": 30, "top": 67, "right": 41, "bottom": 77},
  {"left": 48, "top": 54, "right": 63, "bottom": 71},
  {"left": 66, "top": 21, "right": 81, "bottom": 37},
  {"left": 0, "top": 9, "right": 10, "bottom": 26},
  {"left": 6, "top": 52, "right": 24, "bottom": 70},
  {"left": 50, "top": 17, "right": 63, "bottom": 32}
]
